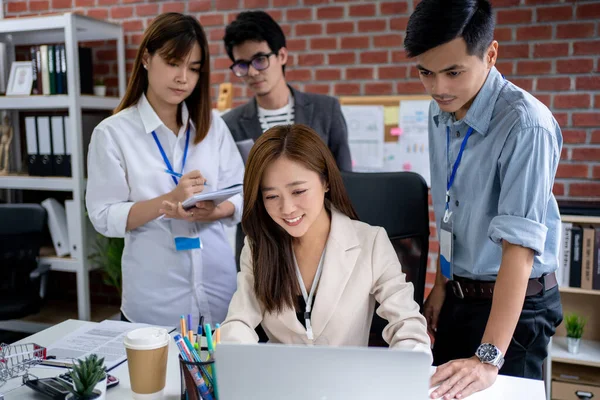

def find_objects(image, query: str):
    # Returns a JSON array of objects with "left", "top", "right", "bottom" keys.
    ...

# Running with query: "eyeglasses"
[{"left": 230, "top": 52, "right": 276, "bottom": 77}]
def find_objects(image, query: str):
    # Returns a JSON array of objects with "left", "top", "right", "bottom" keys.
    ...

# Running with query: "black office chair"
[
  {"left": 341, "top": 171, "right": 430, "bottom": 347},
  {"left": 0, "top": 204, "right": 50, "bottom": 320}
]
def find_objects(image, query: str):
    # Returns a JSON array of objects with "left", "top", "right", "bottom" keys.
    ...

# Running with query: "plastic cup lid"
[{"left": 123, "top": 327, "right": 170, "bottom": 351}]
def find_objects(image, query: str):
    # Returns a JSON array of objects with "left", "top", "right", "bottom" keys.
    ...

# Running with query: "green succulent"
[
  {"left": 60, "top": 354, "right": 106, "bottom": 399},
  {"left": 564, "top": 313, "right": 587, "bottom": 339}
]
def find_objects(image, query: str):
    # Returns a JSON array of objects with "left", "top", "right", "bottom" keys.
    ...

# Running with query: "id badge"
[
  {"left": 439, "top": 216, "right": 454, "bottom": 280},
  {"left": 170, "top": 220, "right": 202, "bottom": 251}
]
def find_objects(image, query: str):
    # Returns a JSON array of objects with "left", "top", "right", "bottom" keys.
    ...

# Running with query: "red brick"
[
  {"left": 86, "top": 8, "right": 108, "bottom": 19},
  {"left": 502, "top": 44, "right": 529, "bottom": 59},
  {"left": 379, "top": 66, "right": 407, "bottom": 80},
  {"left": 122, "top": 20, "right": 143, "bottom": 32},
  {"left": 517, "top": 61, "right": 551, "bottom": 75},
  {"left": 557, "top": 59, "right": 594, "bottom": 74},
  {"left": 110, "top": 6, "right": 133, "bottom": 19},
  {"left": 537, "top": 77, "right": 570, "bottom": 91},
  {"left": 576, "top": 3, "right": 600, "bottom": 19},
  {"left": 497, "top": 61, "right": 514, "bottom": 75},
  {"left": 298, "top": 54, "right": 324, "bottom": 66},
  {"left": 573, "top": 40, "right": 600, "bottom": 56},
  {"left": 537, "top": 5, "right": 573, "bottom": 22},
  {"left": 280, "top": 24, "right": 292, "bottom": 37},
  {"left": 303, "top": 0, "right": 322, "bottom": 4},
  {"left": 328, "top": 52, "right": 355, "bottom": 65},
  {"left": 554, "top": 94, "right": 590, "bottom": 108},
  {"left": 162, "top": 2, "right": 185, "bottom": 13},
  {"left": 341, "top": 36, "right": 369, "bottom": 49},
  {"left": 533, "top": 43, "right": 569, "bottom": 58},
  {"left": 199, "top": 13, "right": 224, "bottom": 27},
  {"left": 535, "top": 94, "right": 551, "bottom": 108},
  {"left": 592, "top": 130, "right": 600, "bottom": 144},
  {"left": 75, "top": 0, "right": 94, "bottom": 5},
  {"left": 562, "top": 130, "right": 587, "bottom": 144},
  {"left": 334, "top": 83, "right": 361, "bottom": 96},
  {"left": 360, "top": 51, "right": 388, "bottom": 64},
  {"left": 596, "top": 95, "right": 600, "bottom": 109},
  {"left": 493, "top": 0, "right": 520, "bottom": 5},
  {"left": 287, "top": 8, "right": 311, "bottom": 21},
  {"left": 494, "top": 27, "right": 513, "bottom": 42},
  {"left": 556, "top": 163, "right": 588, "bottom": 178},
  {"left": 210, "top": 72, "right": 225, "bottom": 85},
  {"left": 557, "top": 23, "right": 595, "bottom": 39},
  {"left": 52, "top": 0, "right": 73, "bottom": 8},
  {"left": 554, "top": 113, "right": 569, "bottom": 128},
  {"left": 286, "top": 69, "right": 312, "bottom": 82},
  {"left": 304, "top": 84, "right": 330, "bottom": 95},
  {"left": 358, "top": 19, "right": 387, "bottom": 33},
  {"left": 396, "top": 81, "right": 426, "bottom": 94},
  {"left": 315, "top": 69, "right": 341, "bottom": 81},
  {"left": 510, "top": 78, "right": 533, "bottom": 92},
  {"left": 570, "top": 183, "right": 600, "bottom": 198},
  {"left": 576, "top": 77, "right": 600, "bottom": 90},
  {"left": 190, "top": 0, "right": 211, "bottom": 12},
  {"left": 327, "top": 22, "right": 354, "bottom": 34},
  {"left": 296, "top": 23, "right": 322, "bottom": 36},
  {"left": 30, "top": 1, "right": 50, "bottom": 11},
  {"left": 516, "top": 26, "right": 552, "bottom": 41},
  {"left": 373, "top": 34, "right": 403, "bottom": 48},
  {"left": 273, "top": 0, "right": 299, "bottom": 6},
  {"left": 209, "top": 43, "right": 222, "bottom": 56},
  {"left": 244, "top": 0, "right": 269, "bottom": 8},
  {"left": 390, "top": 17, "right": 408, "bottom": 31},
  {"left": 286, "top": 39, "right": 306, "bottom": 52},
  {"left": 349, "top": 4, "right": 376, "bottom": 17},
  {"left": 137, "top": 3, "right": 158, "bottom": 17},
  {"left": 317, "top": 6, "right": 344, "bottom": 19},
  {"left": 573, "top": 113, "right": 600, "bottom": 128},
  {"left": 391, "top": 51, "right": 408, "bottom": 63},
  {"left": 346, "top": 67, "right": 374, "bottom": 80},
  {"left": 365, "top": 82, "right": 393, "bottom": 95},
  {"left": 497, "top": 9, "right": 533, "bottom": 24},
  {"left": 213, "top": 57, "right": 231, "bottom": 70},
  {"left": 208, "top": 28, "right": 225, "bottom": 41},
  {"left": 526, "top": 0, "right": 563, "bottom": 4},
  {"left": 380, "top": 1, "right": 409, "bottom": 15},
  {"left": 593, "top": 166, "right": 600, "bottom": 179},
  {"left": 310, "top": 37, "right": 337, "bottom": 50},
  {"left": 553, "top": 183, "right": 565, "bottom": 196}
]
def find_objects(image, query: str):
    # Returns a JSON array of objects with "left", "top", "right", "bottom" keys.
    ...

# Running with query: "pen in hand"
[{"left": 164, "top": 169, "right": 209, "bottom": 185}]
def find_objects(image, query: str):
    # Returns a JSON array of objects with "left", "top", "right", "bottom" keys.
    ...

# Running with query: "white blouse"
[{"left": 86, "top": 94, "right": 244, "bottom": 327}]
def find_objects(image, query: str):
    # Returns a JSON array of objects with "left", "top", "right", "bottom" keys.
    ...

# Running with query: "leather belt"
[{"left": 450, "top": 272, "right": 558, "bottom": 300}]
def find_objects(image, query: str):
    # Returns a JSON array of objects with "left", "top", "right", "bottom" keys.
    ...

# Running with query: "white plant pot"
[
  {"left": 567, "top": 337, "right": 580, "bottom": 354},
  {"left": 93, "top": 85, "right": 107, "bottom": 96}
]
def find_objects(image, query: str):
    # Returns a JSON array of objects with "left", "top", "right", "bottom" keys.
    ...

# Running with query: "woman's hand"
[
  {"left": 169, "top": 170, "right": 207, "bottom": 204},
  {"left": 159, "top": 200, "right": 231, "bottom": 223}
]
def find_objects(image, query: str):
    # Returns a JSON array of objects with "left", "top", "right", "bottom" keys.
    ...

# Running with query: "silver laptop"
[{"left": 216, "top": 343, "right": 431, "bottom": 400}]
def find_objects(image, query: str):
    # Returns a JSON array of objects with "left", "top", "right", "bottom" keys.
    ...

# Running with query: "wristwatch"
[{"left": 475, "top": 343, "right": 505, "bottom": 369}]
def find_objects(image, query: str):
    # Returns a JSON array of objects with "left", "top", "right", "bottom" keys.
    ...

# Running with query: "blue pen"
[
  {"left": 164, "top": 169, "right": 210, "bottom": 185},
  {"left": 174, "top": 334, "right": 213, "bottom": 400},
  {"left": 184, "top": 336, "right": 214, "bottom": 388}
]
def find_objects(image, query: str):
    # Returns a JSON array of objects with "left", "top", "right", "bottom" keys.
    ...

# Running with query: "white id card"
[{"left": 439, "top": 217, "right": 454, "bottom": 280}]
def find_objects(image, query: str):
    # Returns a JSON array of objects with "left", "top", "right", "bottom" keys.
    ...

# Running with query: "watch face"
[{"left": 477, "top": 344, "right": 498, "bottom": 362}]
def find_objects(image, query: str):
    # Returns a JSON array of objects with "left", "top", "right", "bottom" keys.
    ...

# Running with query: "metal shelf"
[
  {"left": 0, "top": 174, "right": 74, "bottom": 191},
  {"left": 0, "top": 95, "right": 119, "bottom": 111}
]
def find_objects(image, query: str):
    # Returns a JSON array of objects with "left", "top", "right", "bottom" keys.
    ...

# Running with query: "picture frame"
[{"left": 6, "top": 61, "right": 33, "bottom": 96}]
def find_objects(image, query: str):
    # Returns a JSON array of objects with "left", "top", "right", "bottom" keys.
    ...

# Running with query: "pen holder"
[{"left": 179, "top": 354, "right": 218, "bottom": 400}]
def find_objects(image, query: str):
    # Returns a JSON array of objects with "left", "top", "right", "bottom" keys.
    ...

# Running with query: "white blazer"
[
  {"left": 86, "top": 94, "right": 244, "bottom": 327},
  {"left": 220, "top": 208, "right": 432, "bottom": 361}
]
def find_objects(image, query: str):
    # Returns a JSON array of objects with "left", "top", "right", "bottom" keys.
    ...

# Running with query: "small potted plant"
[
  {"left": 564, "top": 312, "right": 587, "bottom": 354},
  {"left": 60, "top": 354, "right": 107, "bottom": 399},
  {"left": 93, "top": 77, "right": 106, "bottom": 97}
]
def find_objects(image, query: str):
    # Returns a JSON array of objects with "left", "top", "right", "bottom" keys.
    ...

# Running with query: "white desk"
[{"left": 1, "top": 320, "right": 546, "bottom": 400}]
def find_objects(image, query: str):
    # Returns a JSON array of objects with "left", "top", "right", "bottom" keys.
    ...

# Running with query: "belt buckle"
[{"left": 451, "top": 280, "right": 464, "bottom": 299}]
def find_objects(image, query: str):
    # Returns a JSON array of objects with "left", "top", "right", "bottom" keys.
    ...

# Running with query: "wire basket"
[{"left": 0, "top": 343, "right": 46, "bottom": 387}]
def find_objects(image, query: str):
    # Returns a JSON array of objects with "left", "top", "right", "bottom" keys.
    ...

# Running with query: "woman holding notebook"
[
  {"left": 220, "top": 124, "right": 431, "bottom": 359},
  {"left": 86, "top": 13, "right": 243, "bottom": 327}
]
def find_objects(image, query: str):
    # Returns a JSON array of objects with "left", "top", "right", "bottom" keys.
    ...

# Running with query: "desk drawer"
[{"left": 552, "top": 381, "right": 599, "bottom": 400}]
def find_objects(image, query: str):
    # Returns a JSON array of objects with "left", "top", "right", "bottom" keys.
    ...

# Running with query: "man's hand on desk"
[{"left": 430, "top": 356, "right": 498, "bottom": 399}]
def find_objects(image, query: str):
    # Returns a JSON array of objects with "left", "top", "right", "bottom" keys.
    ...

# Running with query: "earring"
[{"left": 143, "top": 64, "right": 147, "bottom": 69}]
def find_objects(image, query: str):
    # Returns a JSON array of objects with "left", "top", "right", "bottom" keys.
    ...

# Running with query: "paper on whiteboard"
[
  {"left": 341, "top": 105, "right": 384, "bottom": 170},
  {"left": 393, "top": 100, "right": 431, "bottom": 186}
]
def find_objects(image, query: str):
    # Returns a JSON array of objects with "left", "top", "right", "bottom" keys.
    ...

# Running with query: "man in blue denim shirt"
[{"left": 405, "top": 0, "right": 563, "bottom": 398}]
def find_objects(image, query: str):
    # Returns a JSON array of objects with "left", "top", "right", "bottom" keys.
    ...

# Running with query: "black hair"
[
  {"left": 404, "top": 0, "right": 495, "bottom": 58},
  {"left": 223, "top": 10, "right": 287, "bottom": 72}
]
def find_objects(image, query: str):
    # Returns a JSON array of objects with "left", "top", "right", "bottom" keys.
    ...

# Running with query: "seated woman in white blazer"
[{"left": 220, "top": 124, "right": 432, "bottom": 359}]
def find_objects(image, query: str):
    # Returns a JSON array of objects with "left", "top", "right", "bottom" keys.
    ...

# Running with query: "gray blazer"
[{"left": 222, "top": 86, "right": 352, "bottom": 171}]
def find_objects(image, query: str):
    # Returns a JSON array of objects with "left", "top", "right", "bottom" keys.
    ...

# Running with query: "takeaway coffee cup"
[{"left": 123, "top": 327, "right": 170, "bottom": 400}]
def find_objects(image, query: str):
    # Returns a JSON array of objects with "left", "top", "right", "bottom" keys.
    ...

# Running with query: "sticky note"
[
  {"left": 391, "top": 127, "right": 403, "bottom": 136},
  {"left": 384, "top": 107, "right": 400, "bottom": 125}
]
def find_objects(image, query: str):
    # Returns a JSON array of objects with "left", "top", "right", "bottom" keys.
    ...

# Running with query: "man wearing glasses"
[{"left": 222, "top": 10, "right": 352, "bottom": 172}]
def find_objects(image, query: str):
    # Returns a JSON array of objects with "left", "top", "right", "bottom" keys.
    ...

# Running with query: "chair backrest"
[
  {"left": 341, "top": 172, "right": 429, "bottom": 347},
  {"left": 0, "top": 204, "right": 47, "bottom": 310}
]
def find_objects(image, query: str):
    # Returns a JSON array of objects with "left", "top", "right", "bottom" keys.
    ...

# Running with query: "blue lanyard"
[
  {"left": 445, "top": 125, "right": 474, "bottom": 209},
  {"left": 152, "top": 124, "right": 191, "bottom": 185}
]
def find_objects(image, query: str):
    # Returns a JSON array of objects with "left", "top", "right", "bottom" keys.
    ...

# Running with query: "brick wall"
[{"left": 5, "top": 0, "right": 600, "bottom": 297}]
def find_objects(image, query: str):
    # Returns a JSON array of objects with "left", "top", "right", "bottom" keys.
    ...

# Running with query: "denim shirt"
[{"left": 429, "top": 66, "right": 563, "bottom": 281}]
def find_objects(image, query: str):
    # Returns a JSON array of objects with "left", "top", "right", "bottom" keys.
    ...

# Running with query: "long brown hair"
[
  {"left": 242, "top": 124, "right": 358, "bottom": 314},
  {"left": 115, "top": 13, "right": 212, "bottom": 144}
]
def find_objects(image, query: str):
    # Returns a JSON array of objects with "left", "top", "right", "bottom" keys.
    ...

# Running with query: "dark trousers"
[{"left": 432, "top": 282, "right": 563, "bottom": 379}]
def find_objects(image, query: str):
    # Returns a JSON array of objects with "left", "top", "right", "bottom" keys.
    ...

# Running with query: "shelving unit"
[
  {"left": 548, "top": 215, "right": 600, "bottom": 399},
  {"left": 0, "top": 13, "right": 125, "bottom": 321}
]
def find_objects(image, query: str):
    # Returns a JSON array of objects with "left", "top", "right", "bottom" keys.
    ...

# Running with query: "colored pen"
[
  {"left": 165, "top": 169, "right": 210, "bottom": 185},
  {"left": 204, "top": 323, "right": 219, "bottom": 399},
  {"left": 214, "top": 323, "right": 221, "bottom": 347},
  {"left": 184, "top": 336, "right": 215, "bottom": 388},
  {"left": 174, "top": 335, "right": 213, "bottom": 400}
]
